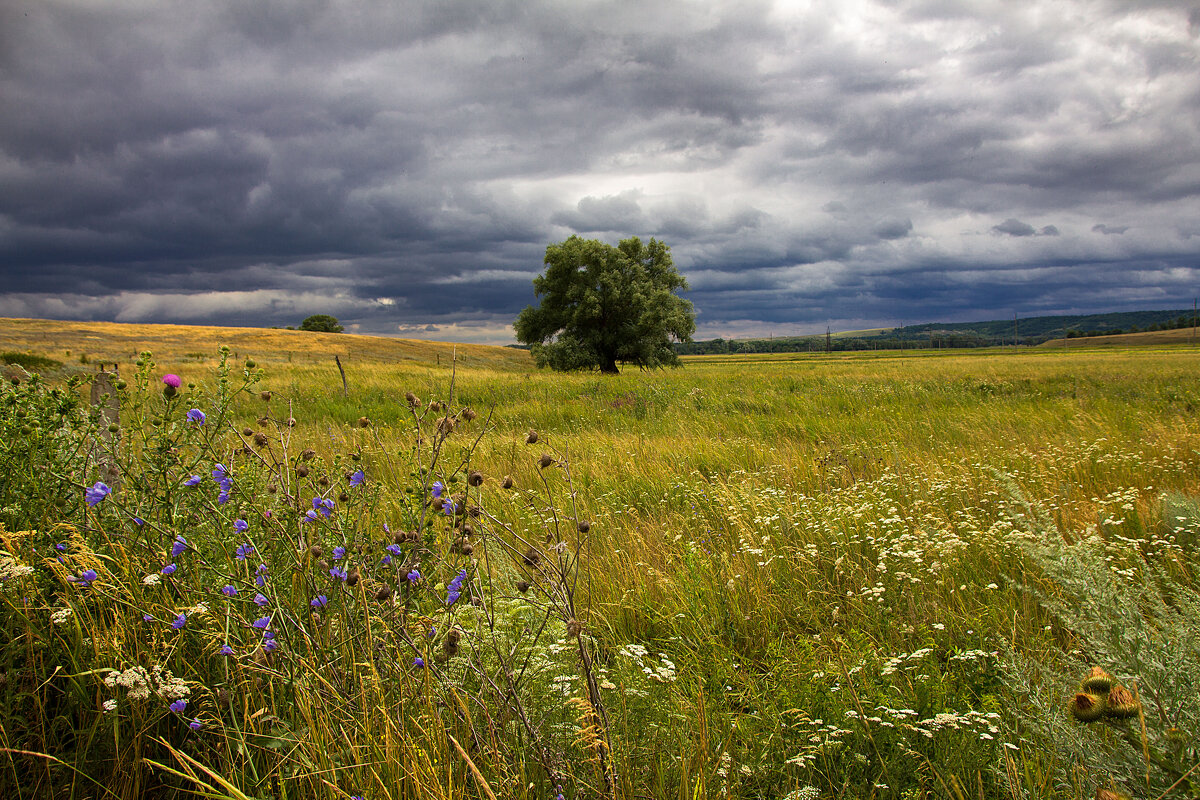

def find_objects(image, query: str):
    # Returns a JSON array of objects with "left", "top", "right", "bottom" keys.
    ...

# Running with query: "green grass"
[{"left": 2, "top": 321, "right": 1200, "bottom": 799}]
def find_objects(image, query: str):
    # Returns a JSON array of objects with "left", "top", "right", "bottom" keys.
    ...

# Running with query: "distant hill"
[{"left": 677, "top": 308, "right": 1199, "bottom": 355}]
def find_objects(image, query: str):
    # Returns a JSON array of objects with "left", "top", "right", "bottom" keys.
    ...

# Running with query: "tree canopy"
[
  {"left": 514, "top": 235, "right": 695, "bottom": 373},
  {"left": 299, "top": 314, "right": 344, "bottom": 333}
]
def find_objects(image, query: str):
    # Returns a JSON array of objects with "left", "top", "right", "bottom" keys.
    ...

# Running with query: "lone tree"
[
  {"left": 299, "top": 314, "right": 343, "bottom": 333},
  {"left": 515, "top": 235, "right": 695, "bottom": 373}
]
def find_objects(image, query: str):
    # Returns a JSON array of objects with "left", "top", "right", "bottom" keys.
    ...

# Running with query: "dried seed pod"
[
  {"left": 301, "top": 448, "right": 317, "bottom": 461},
  {"left": 375, "top": 584, "right": 393, "bottom": 602},
  {"left": 317, "top": 559, "right": 330, "bottom": 571},
  {"left": 405, "top": 391, "right": 420, "bottom": 407},
  {"left": 577, "top": 520, "right": 591, "bottom": 534},
  {"left": 309, "top": 545, "right": 324, "bottom": 558},
  {"left": 461, "top": 407, "right": 477, "bottom": 421},
  {"left": 357, "top": 416, "right": 371, "bottom": 428},
  {"left": 287, "top": 417, "right": 297, "bottom": 427},
  {"left": 501, "top": 475, "right": 514, "bottom": 489},
  {"left": 460, "top": 543, "right": 474, "bottom": 556},
  {"left": 467, "top": 470, "right": 483, "bottom": 487},
  {"left": 431, "top": 497, "right": 445, "bottom": 512},
  {"left": 1082, "top": 666, "right": 1115, "bottom": 694},
  {"left": 393, "top": 530, "right": 406, "bottom": 545},
  {"left": 260, "top": 391, "right": 272, "bottom": 401},
  {"left": 337, "top": 491, "right": 349, "bottom": 503},
  {"left": 257, "top": 416, "right": 270, "bottom": 427},
  {"left": 525, "top": 429, "right": 538, "bottom": 444},
  {"left": 266, "top": 484, "right": 278, "bottom": 494},
  {"left": 516, "top": 580, "right": 530, "bottom": 593},
  {"left": 242, "top": 427, "right": 254, "bottom": 437},
  {"left": 522, "top": 546, "right": 541, "bottom": 567},
  {"left": 253, "top": 432, "right": 269, "bottom": 447},
  {"left": 437, "top": 416, "right": 455, "bottom": 434},
  {"left": 1070, "top": 691, "right": 1106, "bottom": 723},
  {"left": 318, "top": 475, "right": 330, "bottom": 487},
  {"left": 345, "top": 568, "right": 360, "bottom": 587},
  {"left": 538, "top": 453, "right": 553, "bottom": 469},
  {"left": 297, "top": 465, "right": 310, "bottom": 478},
  {"left": 1106, "top": 685, "right": 1140, "bottom": 718},
  {"left": 566, "top": 619, "right": 582, "bottom": 638}
]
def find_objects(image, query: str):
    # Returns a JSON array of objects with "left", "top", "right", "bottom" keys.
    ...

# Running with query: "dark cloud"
[{"left": 1, "top": 0, "right": 1198, "bottom": 341}]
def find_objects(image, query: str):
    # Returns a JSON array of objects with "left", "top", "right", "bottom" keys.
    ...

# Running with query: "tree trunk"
[{"left": 599, "top": 357, "right": 619, "bottom": 374}]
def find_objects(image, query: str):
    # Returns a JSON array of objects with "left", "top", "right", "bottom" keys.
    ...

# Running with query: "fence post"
[{"left": 90, "top": 369, "right": 121, "bottom": 492}]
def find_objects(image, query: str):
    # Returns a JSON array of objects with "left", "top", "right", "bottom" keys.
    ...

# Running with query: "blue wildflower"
[
  {"left": 220, "top": 644, "right": 234, "bottom": 656},
  {"left": 332, "top": 546, "right": 345, "bottom": 560},
  {"left": 381, "top": 555, "right": 392, "bottom": 566},
  {"left": 171, "top": 536, "right": 187, "bottom": 557},
  {"left": 303, "top": 509, "right": 319, "bottom": 522},
  {"left": 188, "top": 718, "right": 202, "bottom": 731},
  {"left": 442, "top": 500, "right": 457, "bottom": 516},
  {"left": 211, "top": 464, "right": 227, "bottom": 481},
  {"left": 183, "top": 475, "right": 203, "bottom": 487},
  {"left": 187, "top": 408, "right": 206, "bottom": 425},
  {"left": 234, "top": 519, "right": 249, "bottom": 533},
  {"left": 312, "top": 497, "right": 335, "bottom": 518},
  {"left": 349, "top": 469, "right": 364, "bottom": 488},
  {"left": 143, "top": 613, "right": 154, "bottom": 622},
  {"left": 407, "top": 568, "right": 420, "bottom": 583},
  {"left": 217, "top": 479, "right": 232, "bottom": 505},
  {"left": 54, "top": 542, "right": 67, "bottom": 552},
  {"left": 446, "top": 569, "right": 467, "bottom": 606},
  {"left": 85, "top": 482, "right": 110, "bottom": 506},
  {"left": 262, "top": 638, "right": 279, "bottom": 653},
  {"left": 386, "top": 544, "right": 402, "bottom": 556},
  {"left": 221, "top": 584, "right": 237, "bottom": 597},
  {"left": 412, "top": 656, "right": 425, "bottom": 668},
  {"left": 253, "top": 593, "right": 269, "bottom": 607},
  {"left": 235, "top": 543, "right": 254, "bottom": 561},
  {"left": 161, "top": 563, "right": 177, "bottom": 576},
  {"left": 431, "top": 481, "right": 444, "bottom": 499},
  {"left": 169, "top": 698, "right": 187, "bottom": 713},
  {"left": 251, "top": 616, "right": 270, "bottom": 629},
  {"left": 310, "top": 595, "right": 328, "bottom": 608},
  {"left": 78, "top": 568, "right": 98, "bottom": 587},
  {"left": 133, "top": 517, "right": 145, "bottom": 526},
  {"left": 329, "top": 566, "right": 348, "bottom": 581},
  {"left": 171, "top": 613, "right": 186, "bottom": 630}
]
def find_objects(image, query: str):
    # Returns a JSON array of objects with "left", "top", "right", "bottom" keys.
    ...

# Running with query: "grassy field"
[{"left": 2, "top": 319, "right": 1200, "bottom": 800}]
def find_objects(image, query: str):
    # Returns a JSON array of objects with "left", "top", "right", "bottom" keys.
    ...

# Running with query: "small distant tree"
[
  {"left": 299, "top": 314, "right": 343, "bottom": 333},
  {"left": 514, "top": 235, "right": 695, "bottom": 373}
]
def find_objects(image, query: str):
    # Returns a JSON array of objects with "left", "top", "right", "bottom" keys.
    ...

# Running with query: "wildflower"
[
  {"left": 133, "top": 517, "right": 145, "bottom": 526},
  {"left": 329, "top": 566, "right": 348, "bottom": 581},
  {"left": 412, "top": 657, "right": 425, "bottom": 668},
  {"left": 446, "top": 569, "right": 467, "bottom": 606},
  {"left": 217, "top": 479, "right": 232, "bottom": 505},
  {"left": 54, "top": 542, "right": 67, "bottom": 552},
  {"left": 310, "top": 595, "right": 328, "bottom": 608},
  {"left": 332, "top": 546, "right": 346, "bottom": 560},
  {"left": 188, "top": 718, "right": 202, "bottom": 731},
  {"left": 381, "top": 555, "right": 392, "bottom": 566},
  {"left": 212, "top": 464, "right": 228, "bottom": 481},
  {"left": 161, "top": 563, "right": 177, "bottom": 576},
  {"left": 171, "top": 536, "right": 187, "bottom": 557},
  {"left": 183, "top": 475, "right": 203, "bottom": 487},
  {"left": 186, "top": 408, "right": 205, "bottom": 425},
  {"left": 252, "top": 616, "right": 270, "bottom": 629},
  {"left": 431, "top": 481, "right": 444, "bottom": 499},
  {"left": 255, "top": 563, "right": 268, "bottom": 587},
  {"left": 171, "top": 613, "right": 187, "bottom": 630},
  {"left": 407, "top": 568, "right": 421, "bottom": 583},
  {"left": 235, "top": 543, "right": 254, "bottom": 561},
  {"left": 442, "top": 500, "right": 456, "bottom": 516},
  {"left": 78, "top": 568, "right": 98, "bottom": 587},
  {"left": 142, "top": 613, "right": 154, "bottom": 622},
  {"left": 220, "top": 644, "right": 234, "bottom": 656},
  {"left": 234, "top": 518, "right": 248, "bottom": 533},
  {"left": 220, "top": 584, "right": 237, "bottom": 597},
  {"left": 253, "top": 593, "right": 269, "bottom": 607},
  {"left": 169, "top": 698, "right": 187, "bottom": 713},
  {"left": 102, "top": 698, "right": 117, "bottom": 713},
  {"left": 349, "top": 470, "right": 364, "bottom": 488},
  {"left": 386, "top": 544, "right": 402, "bottom": 556},
  {"left": 162, "top": 374, "right": 182, "bottom": 389},
  {"left": 262, "top": 638, "right": 279, "bottom": 653},
  {"left": 313, "top": 497, "right": 335, "bottom": 518},
  {"left": 85, "top": 482, "right": 111, "bottom": 506},
  {"left": 304, "top": 510, "right": 319, "bottom": 522}
]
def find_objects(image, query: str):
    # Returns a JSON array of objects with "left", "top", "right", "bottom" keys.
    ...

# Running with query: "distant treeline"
[{"left": 676, "top": 308, "right": 1198, "bottom": 355}]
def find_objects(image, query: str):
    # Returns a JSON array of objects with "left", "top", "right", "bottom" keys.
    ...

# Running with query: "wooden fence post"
[{"left": 90, "top": 369, "right": 121, "bottom": 491}]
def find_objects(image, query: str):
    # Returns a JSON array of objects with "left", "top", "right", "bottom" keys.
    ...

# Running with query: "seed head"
[
  {"left": 1106, "top": 685, "right": 1140, "bottom": 718},
  {"left": 260, "top": 391, "right": 272, "bottom": 401},
  {"left": 1082, "top": 666, "right": 1115, "bottom": 694},
  {"left": 375, "top": 584, "right": 393, "bottom": 602},
  {"left": 467, "top": 471, "right": 483, "bottom": 487},
  {"left": 566, "top": 619, "right": 582, "bottom": 638},
  {"left": 301, "top": 448, "right": 316, "bottom": 461},
  {"left": 287, "top": 417, "right": 297, "bottom": 427},
  {"left": 522, "top": 546, "right": 540, "bottom": 567},
  {"left": 437, "top": 416, "right": 455, "bottom": 435},
  {"left": 357, "top": 416, "right": 371, "bottom": 428},
  {"left": 309, "top": 545, "right": 324, "bottom": 558},
  {"left": 242, "top": 427, "right": 254, "bottom": 437},
  {"left": 538, "top": 453, "right": 553, "bottom": 469},
  {"left": 501, "top": 475, "right": 514, "bottom": 489},
  {"left": 461, "top": 407, "right": 477, "bottom": 421},
  {"left": 318, "top": 475, "right": 330, "bottom": 487},
  {"left": 253, "top": 432, "right": 269, "bottom": 447},
  {"left": 1070, "top": 691, "right": 1106, "bottom": 723},
  {"left": 577, "top": 520, "right": 590, "bottom": 534},
  {"left": 405, "top": 392, "right": 419, "bottom": 407},
  {"left": 266, "top": 483, "right": 278, "bottom": 494},
  {"left": 297, "top": 465, "right": 309, "bottom": 478},
  {"left": 346, "top": 568, "right": 360, "bottom": 587},
  {"left": 525, "top": 429, "right": 538, "bottom": 444},
  {"left": 516, "top": 580, "right": 530, "bottom": 593}
]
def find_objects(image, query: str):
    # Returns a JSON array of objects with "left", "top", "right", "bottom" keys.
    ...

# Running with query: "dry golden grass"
[{"left": 0, "top": 317, "right": 532, "bottom": 371}]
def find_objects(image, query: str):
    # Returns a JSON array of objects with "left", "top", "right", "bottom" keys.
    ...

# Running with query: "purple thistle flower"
[
  {"left": 211, "top": 464, "right": 228, "bottom": 481},
  {"left": 171, "top": 613, "right": 187, "bottom": 630},
  {"left": 161, "top": 563, "right": 177, "bottom": 576},
  {"left": 253, "top": 593, "right": 269, "bottom": 607},
  {"left": 171, "top": 536, "right": 187, "bottom": 557},
  {"left": 221, "top": 584, "right": 237, "bottom": 597},
  {"left": 310, "top": 595, "right": 328, "bottom": 608},
  {"left": 188, "top": 718, "right": 202, "bottom": 731},
  {"left": 220, "top": 644, "right": 234, "bottom": 656},
  {"left": 234, "top": 519, "right": 249, "bottom": 532},
  {"left": 186, "top": 408, "right": 205, "bottom": 425},
  {"left": 431, "top": 481, "right": 444, "bottom": 499},
  {"left": 332, "top": 546, "right": 345, "bottom": 560},
  {"left": 169, "top": 698, "right": 187, "bottom": 713},
  {"left": 183, "top": 475, "right": 203, "bottom": 487},
  {"left": 162, "top": 374, "right": 182, "bottom": 389},
  {"left": 349, "top": 469, "right": 364, "bottom": 488},
  {"left": 85, "top": 482, "right": 111, "bottom": 507},
  {"left": 252, "top": 616, "right": 270, "bottom": 629}
]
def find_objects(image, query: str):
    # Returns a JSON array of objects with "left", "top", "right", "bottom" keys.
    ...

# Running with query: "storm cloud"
[{"left": 2, "top": 0, "right": 1199, "bottom": 342}]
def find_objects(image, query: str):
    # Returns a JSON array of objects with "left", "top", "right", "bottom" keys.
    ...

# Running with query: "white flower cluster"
[
  {"left": 0, "top": 555, "right": 34, "bottom": 590},
  {"left": 103, "top": 665, "right": 190, "bottom": 702},
  {"left": 50, "top": 607, "right": 73, "bottom": 625}
]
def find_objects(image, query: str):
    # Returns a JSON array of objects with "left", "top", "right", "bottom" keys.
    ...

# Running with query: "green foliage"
[
  {"left": 515, "top": 235, "right": 695, "bottom": 373},
  {"left": 298, "top": 314, "right": 343, "bottom": 333},
  {"left": 1, "top": 351, "right": 62, "bottom": 371}
]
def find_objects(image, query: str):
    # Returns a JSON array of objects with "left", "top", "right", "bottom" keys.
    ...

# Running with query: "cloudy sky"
[{"left": 2, "top": 0, "right": 1199, "bottom": 343}]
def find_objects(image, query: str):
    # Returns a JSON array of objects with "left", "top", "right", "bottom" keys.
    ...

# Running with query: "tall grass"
[{"left": 1, "top": 326, "right": 1199, "bottom": 799}]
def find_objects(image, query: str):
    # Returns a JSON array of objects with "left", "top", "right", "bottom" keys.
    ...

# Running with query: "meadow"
[{"left": 1, "top": 318, "right": 1199, "bottom": 800}]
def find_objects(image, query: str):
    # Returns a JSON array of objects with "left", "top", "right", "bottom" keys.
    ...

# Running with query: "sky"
[{"left": 2, "top": 0, "right": 1199, "bottom": 344}]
